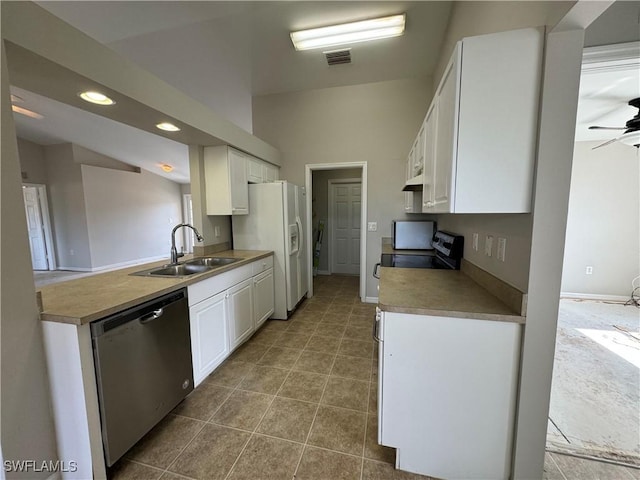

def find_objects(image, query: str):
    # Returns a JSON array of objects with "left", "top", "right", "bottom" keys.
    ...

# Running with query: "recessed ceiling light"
[
  {"left": 156, "top": 122, "right": 180, "bottom": 132},
  {"left": 12, "top": 105, "right": 44, "bottom": 120},
  {"left": 79, "top": 91, "right": 116, "bottom": 106},
  {"left": 290, "top": 14, "right": 406, "bottom": 51},
  {"left": 160, "top": 164, "right": 174, "bottom": 172}
]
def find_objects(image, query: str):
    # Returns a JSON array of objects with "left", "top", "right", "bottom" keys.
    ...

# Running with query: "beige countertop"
[
  {"left": 378, "top": 266, "right": 525, "bottom": 323},
  {"left": 38, "top": 250, "right": 273, "bottom": 326}
]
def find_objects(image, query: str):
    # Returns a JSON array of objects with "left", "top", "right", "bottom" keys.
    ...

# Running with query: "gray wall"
[
  {"left": 253, "top": 78, "right": 433, "bottom": 299},
  {"left": 311, "top": 168, "right": 362, "bottom": 273},
  {"left": 82, "top": 164, "right": 183, "bottom": 268},
  {"left": 45, "top": 143, "right": 93, "bottom": 269},
  {"left": 561, "top": 140, "right": 639, "bottom": 296},
  {"left": 17, "top": 137, "right": 47, "bottom": 184},
  {"left": 2, "top": 41, "right": 59, "bottom": 478}
]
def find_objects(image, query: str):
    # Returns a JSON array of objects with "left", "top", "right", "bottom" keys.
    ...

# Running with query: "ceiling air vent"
[{"left": 324, "top": 49, "right": 351, "bottom": 66}]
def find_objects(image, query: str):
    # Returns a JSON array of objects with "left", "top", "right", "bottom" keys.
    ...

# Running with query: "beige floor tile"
[
  {"left": 249, "top": 328, "right": 283, "bottom": 346},
  {"left": 305, "top": 334, "right": 341, "bottom": 354},
  {"left": 365, "top": 414, "right": 395, "bottom": 464},
  {"left": 344, "top": 325, "right": 373, "bottom": 342},
  {"left": 259, "top": 319, "right": 290, "bottom": 332},
  {"left": 303, "top": 303, "right": 330, "bottom": 313},
  {"left": 315, "top": 322, "right": 347, "bottom": 338},
  {"left": 293, "top": 350, "right": 335, "bottom": 375},
  {"left": 273, "top": 332, "right": 311, "bottom": 349},
  {"left": 352, "top": 304, "right": 377, "bottom": 316},
  {"left": 109, "top": 460, "right": 163, "bottom": 480},
  {"left": 204, "top": 360, "right": 253, "bottom": 388},
  {"left": 278, "top": 370, "right": 328, "bottom": 403},
  {"left": 362, "top": 459, "right": 431, "bottom": 480},
  {"left": 369, "top": 381, "right": 378, "bottom": 414},
  {"left": 322, "top": 313, "right": 350, "bottom": 325},
  {"left": 125, "top": 414, "right": 204, "bottom": 469},
  {"left": 210, "top": 390, "right": 273, "bottom": 430},
  {"left": 295, "top": 446, "right": 362, "bottom": 480},
  {"left": 543, "top": 453, "right": 565, "bottom": 480},
  {"left": 286, "top": 320, "right": 318, "bottom": 335},
  {"left": 339, "top": 338, "right": 374, "bottom": 358},
  {"left": 349, "top": 314, "right": 375, "bottom": 328},
  {"left": 159, "top": 471, "right": 190, "bottom": 480},
  {"left": 257, "top": 346, "right": 302, "bottom": 369},
  {"left": 332, "top": 295, "right": 360, "bottom": 305},
  {"left": 168, "top": 424, "right": 250, "bottom": 480},
  {"left": 327, "top": 303, "right": 353, "bottom": 315},
  {"left": 237, "top": 365, "right": 289, "bottom": 395},
  {"left": 290, "top": 311, "right": 322, "bottom": 323},
  {"left": 172, "top": 384, "right": 233, "bottom": 421},
  {"left": 307, "top": 405, "right": 366, "bottom": 455},
  {"left": 227, "top": 435, "right": 302, "bottom": 480},
  {"left": 228, "top": 341, "right": 270, "bottom": 363},
  {"left": 322, "top": 376, "right": 369, "bottom": 412},
  {"left": 331, "top": 355, "right": 373, "bottom": 381},
  {"left": 256, "top": 396, "right": 317, "bottom": 442}
]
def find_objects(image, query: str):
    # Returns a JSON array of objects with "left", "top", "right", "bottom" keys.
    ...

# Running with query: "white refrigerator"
[{"left": 232, "top": 181, "right": 308, "bottom": 319}]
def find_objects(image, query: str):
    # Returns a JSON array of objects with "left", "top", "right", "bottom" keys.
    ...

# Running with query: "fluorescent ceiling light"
[
  {"left": 156, "top": 122, "right": 180, "bottom": 132},
  {"left": 290, "top": 14, "right": 405, "bottom": 51},
  {"left": 79, "top": 91, "right": 115, "bottom": 106},
  {"left": 12, "top": 105, "right": 44, "bottom": 120}
]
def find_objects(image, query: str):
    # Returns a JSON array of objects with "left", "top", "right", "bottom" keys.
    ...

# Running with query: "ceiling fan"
[{"left": 589, "top": 97, "right": 640, "bottom": 149}]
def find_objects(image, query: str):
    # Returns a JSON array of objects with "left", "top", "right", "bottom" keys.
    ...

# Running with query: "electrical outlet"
[
  {"left": 586, "top": 266, "right": 593, "bottom": 275},
  {"left": 69, "top": 249, "right": 75, "bottom": 256},
  {"left": 214, "top": 226, "right": 221, "bottom": 237},
  {"left": 472, "top": 233, "right": 479, "bottom": 251},
  {"left": 367, "top": 222, "right": 377, "bottom": 232},
  {"left": 485, "top": 235, "right": 493, "bottom": 257},
  {"left": 497, "top": 237, "right": 507, "bottom": 262}
]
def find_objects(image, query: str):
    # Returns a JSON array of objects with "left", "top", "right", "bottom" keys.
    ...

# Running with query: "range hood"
[{"left": 402, "top": 174, "right": 423, "bottom": 191}]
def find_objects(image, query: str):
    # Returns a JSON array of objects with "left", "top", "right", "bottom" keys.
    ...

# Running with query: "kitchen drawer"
[
  {"left": 188, "top": 263, "right": 253, "bottom": 306},
  {"left": 252, "top": 256, "right": 274, "bottom": 275}
]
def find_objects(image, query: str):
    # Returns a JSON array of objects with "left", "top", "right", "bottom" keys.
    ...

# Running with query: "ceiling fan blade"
[
  {"left": 588, "top": 126, "right": 626, "bottom": 130},
  {"left": 592, "top": 138, "right": 619, "bottom": 150}
]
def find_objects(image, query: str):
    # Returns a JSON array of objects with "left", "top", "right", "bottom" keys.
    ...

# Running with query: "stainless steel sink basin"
[
  {"left": 131, "top": 257, "right": 241, "bottom": 278},
  {"left": 185, "top": 257, "right": 240, "bottom": 267},
  {"left": 132, "top": 263, "right": 212, "bottom": 277}
]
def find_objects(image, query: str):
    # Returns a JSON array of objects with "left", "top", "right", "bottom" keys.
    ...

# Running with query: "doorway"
[
  {"left": 22, "top": 184, "right": 55, "bottom": 271},
  {"left": 328, "top": 179, "right": 361, "bottom": 275},
  {"left": 305, "top": 163, "right": 367, "bottom": 301}
]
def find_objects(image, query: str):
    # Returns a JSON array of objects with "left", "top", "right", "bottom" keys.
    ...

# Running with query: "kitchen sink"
[
  {"left": 131, "top": 257, "right": 241, "bottom": 278},
  {"left": 185, "top": 257, "right": 240, "bottom": 267}
]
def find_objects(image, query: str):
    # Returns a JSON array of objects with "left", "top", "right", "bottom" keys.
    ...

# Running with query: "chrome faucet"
[{"left": 170, "top": 223, "right": 204, "bottom": 264}]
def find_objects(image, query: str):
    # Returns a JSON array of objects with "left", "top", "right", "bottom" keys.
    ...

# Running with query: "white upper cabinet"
[
  {"left": 204, "top": 146, "right": 249, "bottom": 215},
  {"left": 248, "top": 156, "right": 280, "bottom": 184},
  {"left": 422, "top": 27, "right": 543, "bottom": 214}
]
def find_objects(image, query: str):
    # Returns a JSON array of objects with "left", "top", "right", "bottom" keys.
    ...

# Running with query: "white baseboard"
[
  {"left": 315, "top": 270, "right": 331, "bottom": 276},
  {"left": 58, "top": 255, "right": 168, "bottom": 273},
  {"left": 560, "top": 292, "right": 629, "bottom": 303},
  {"left": 364, "top": 296, "right": 379, "bottom": 304}
]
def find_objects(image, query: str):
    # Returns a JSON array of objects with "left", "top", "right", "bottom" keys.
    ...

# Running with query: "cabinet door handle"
[
  {"left": 140, "top": 308, "right": 163, "bottom": 324},
  {"left": 373, "top": 263, "right": 381, "bottom": 279}
]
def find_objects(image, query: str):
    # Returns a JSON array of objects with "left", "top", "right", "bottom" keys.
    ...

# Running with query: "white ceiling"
[{"left": 9, "top": 1, "right": 640, "bottom": 184}]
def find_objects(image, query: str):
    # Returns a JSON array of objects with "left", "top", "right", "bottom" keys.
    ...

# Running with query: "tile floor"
[{"left": 107, "top": 275, "right": 639, "bottom": 480}]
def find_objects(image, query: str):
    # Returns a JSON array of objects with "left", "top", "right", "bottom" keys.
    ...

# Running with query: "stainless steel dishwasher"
[{"left": 91, "top": 288, "right": 193, "bottom": 466}]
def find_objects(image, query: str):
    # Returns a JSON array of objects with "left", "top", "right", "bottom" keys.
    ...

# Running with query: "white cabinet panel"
[
  {"left": 378, "top": 311, "right": 520, "bottom": 479},
  {"left": 228, "top": 278, "right": 254, "bottom": 350},
  {"left": 264, "top": 164, "right": 279, "bottom": 183},
  {"left": 189, "top": 291, "right": 229, "bottom": 387},
  {"left": 247, "top": 157, "right": 264, "bottom": 183},
  {"left": 204, "top": 146, "right": 248, "bottom": 215},
  {"left": 253, "top": 269, "right": 274, "bottom": 329}
]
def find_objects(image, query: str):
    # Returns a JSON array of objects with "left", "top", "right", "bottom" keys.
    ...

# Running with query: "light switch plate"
[
  {"left": 472, "top": 233, "right": 479, "bottom": 251},
  {"left": 214, "top": 226, "right": 221, "bottom": 237},
  {"left": 485, "top": 235, "right": 493, "bottom": 257},
  {"left": 367, "top": 222, "right": 377, "bottom": 232}
]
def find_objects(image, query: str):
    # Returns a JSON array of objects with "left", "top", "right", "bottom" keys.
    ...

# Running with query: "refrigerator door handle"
[{"left": 295, "top": 217, "right": 303, "bottom": 258}]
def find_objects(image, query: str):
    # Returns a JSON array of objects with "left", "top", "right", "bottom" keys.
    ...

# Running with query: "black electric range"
[{"left": 374, "top": 231, "right": 464, "bottom": 278}]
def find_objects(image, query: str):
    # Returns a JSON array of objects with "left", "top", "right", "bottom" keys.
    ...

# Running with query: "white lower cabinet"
[
  {"left": 253, "top": 269, "right": 274, "bottom": 329},
  {"left": 228, "top": 279, "right": 254, "bottom": 350},
  {"left": 189, "top": 291, "right": 229, "bottom": 387},
  {"left": 377, "top": 310, "right": 521, "bottom": 479},
  {"left": 187, "top": 256, "right": 274, "bottom": 386}
]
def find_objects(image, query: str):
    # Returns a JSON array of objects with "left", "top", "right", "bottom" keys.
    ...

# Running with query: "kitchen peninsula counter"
[
  {"left": 378, "top": 261, "right": 526, "bottom": 323},
  {"left": 38, "top": 250, "right": 273, "bottom": 325}
]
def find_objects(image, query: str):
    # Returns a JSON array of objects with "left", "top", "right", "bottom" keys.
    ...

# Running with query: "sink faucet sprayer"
[{"left": 171, "top": 223, "right": 204, "bottom": 264}]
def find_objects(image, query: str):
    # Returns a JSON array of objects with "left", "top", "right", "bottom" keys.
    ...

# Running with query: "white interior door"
[
  {"left": 330, "top": 181, "right": 361, "bottom": 275},
  {"left": 23, "top": 186, "right": 49, "bottom": 270}
]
